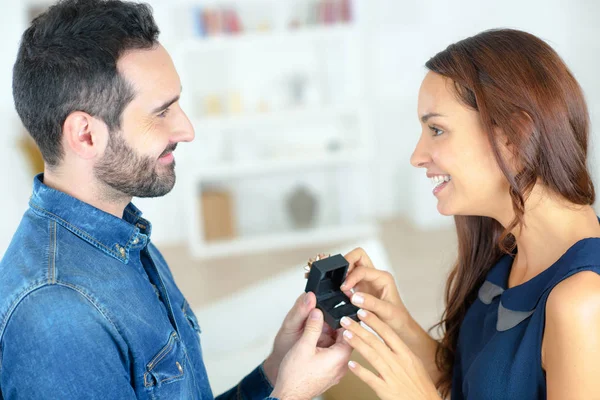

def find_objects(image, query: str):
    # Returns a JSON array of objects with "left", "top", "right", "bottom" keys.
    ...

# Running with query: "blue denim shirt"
[{"left": 0, "top": 174, "right": 278, "bottom": 400}]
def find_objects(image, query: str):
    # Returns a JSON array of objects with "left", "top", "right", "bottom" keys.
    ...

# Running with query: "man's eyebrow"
[
  {"left": 151, "top": 86, "right": 183, "bottom": 114},
  {"left": 420, "top": 113, "right": 446, "bottom": 123},
  {"left": 151, "top": 95, "right": 180, "bottom": 114}
]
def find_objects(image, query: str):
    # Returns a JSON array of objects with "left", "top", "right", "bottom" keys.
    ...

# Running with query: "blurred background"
[{"left": 1, "top": 0, "right": 599, "bottom": 398}]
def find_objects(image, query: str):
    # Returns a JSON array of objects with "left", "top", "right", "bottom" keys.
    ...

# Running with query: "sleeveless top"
[{"left": 451, "top": 237, "right": 600, "bottom": 399}]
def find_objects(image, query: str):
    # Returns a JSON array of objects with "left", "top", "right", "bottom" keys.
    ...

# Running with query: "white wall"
[
  {"left": 1, "top": 0, "right": 599, "bottom": 255},
  {"left": 0, "top": 2, "right": 34, "bottom": 256}
]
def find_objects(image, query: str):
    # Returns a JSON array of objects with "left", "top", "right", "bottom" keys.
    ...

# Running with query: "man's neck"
[{"left": 43, "top": 168, "right": 131, "bottom": 219}]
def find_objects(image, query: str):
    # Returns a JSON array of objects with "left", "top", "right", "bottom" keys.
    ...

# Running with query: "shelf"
[
  {"left": 176, "top": 24, "right": 357, "bottom": 54},
  {"left": 190, "top": 223, "right": 378, "bottom": 259},
  {"left": 194, "top": 149, "right": 370, "bottom": 180},
  {"left": 191, "top": 105, "right": 359, "bottom": 130}
]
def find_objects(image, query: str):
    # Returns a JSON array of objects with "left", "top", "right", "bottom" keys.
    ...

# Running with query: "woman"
[{"left": 337, "top": 29, "right": 600, "bottom": 399}]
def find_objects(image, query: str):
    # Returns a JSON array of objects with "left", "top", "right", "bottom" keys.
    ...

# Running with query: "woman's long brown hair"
[{"left": 425, "top": 29, "right": 595, "bottom": 397}]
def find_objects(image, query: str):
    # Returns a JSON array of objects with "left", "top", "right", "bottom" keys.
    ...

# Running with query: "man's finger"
[
  {"left": 317, "top": 333, "right": 335, "bottom": 348},
  {"left": 299, "top": 308, "right": 325, "bottom": 349},
  {"left": 280, "top": 292, "right": 316, "bottom": 334}
]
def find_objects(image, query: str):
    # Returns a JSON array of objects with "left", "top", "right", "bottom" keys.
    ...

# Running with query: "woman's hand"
[
  {"left": 340, "top": 309, "right": 441, "bottom": 400},
  {"left": 341, "top": 247, "right": 410, "bottom": 336}
]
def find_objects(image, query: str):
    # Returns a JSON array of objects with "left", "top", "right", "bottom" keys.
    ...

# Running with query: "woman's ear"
[
  {"left": 501, "top": 111, "right": 535, "bottom": 174},
  {"left": 494, "top": 127, "right": 521, "bottom": 175}
]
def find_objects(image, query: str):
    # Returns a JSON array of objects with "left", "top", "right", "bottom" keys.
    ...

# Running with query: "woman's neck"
[{"left": 497, "top": 185, "right": 600, "bottom": 285}]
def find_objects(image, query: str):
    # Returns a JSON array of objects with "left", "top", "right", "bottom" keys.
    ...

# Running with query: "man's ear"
[{"left": 62, "top": 112, "right": 108, "bottom": 160}]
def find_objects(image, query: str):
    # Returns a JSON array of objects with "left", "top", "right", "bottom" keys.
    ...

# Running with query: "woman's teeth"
[{"left": 430, "top": 175, "right": 451, "bottom": 188}]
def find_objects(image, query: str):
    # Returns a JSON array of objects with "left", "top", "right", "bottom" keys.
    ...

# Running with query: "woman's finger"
[
  {"left": 341, "top": 317, "right": 393, "bottom": 377},
  {"left": 350, "top": 291, "right": 401, "bottom": 323},
  {"left": 344, "top": 247, "right": 373, "bottom": 267},
  {"left": 348, "top": 360, "right": 383, "bottom": 392},
  {"left": 356, "top": 309, "right": 413, "bottom": 361},
  {"left": 341, "top": 265, "right": 394, "bottom": 292},
  {"left": 344, "top": 247, "right": 375, "bottom": 273}
]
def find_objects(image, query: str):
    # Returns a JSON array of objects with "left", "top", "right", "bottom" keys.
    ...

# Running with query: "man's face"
[{"left": 94, "top": 44, "right": 194, "bottom": 198}]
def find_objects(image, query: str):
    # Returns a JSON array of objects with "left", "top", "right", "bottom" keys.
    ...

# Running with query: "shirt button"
[
  {"left": 132, "top": 237, "right": 139, "bottom": 245},
  {"left": 116, "top": 245, "right": 125, "bottom": 257}
]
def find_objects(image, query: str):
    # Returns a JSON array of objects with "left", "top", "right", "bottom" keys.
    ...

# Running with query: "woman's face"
[{"left": 411, "top": 71, "right": 511, "bottom": 218}]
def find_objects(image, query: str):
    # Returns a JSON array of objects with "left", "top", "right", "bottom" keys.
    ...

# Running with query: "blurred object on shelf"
[
  {"left": 297, "top": 0, "right": 353, "bottom": 28},
  {"left": 227, "top": 92, "right": 244, "bottom": 115},
  {"left": 201, "top": 188, "right": 237, "bottom": 242},
  {"left": 286, "top": 185, "right": 319, "bottom": 229},
  {"left": 203, "top": 94, "right": 224, "bottom": 116},
  {"left": 223, "top": 7, "right": 243, "bottom": 34},
  {"left": 190, "top": 0, "right": 353, "bottom": 38}
]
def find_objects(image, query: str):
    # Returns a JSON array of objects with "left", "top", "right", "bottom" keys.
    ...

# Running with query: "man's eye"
[{"left": 158, "top": 108, "right": 170, "bottom": 118}]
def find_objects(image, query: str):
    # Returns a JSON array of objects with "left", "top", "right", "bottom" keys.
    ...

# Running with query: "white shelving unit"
[
  {"left": 176, "top": 24, "right": 357, "bottom": 54},
  {"left": 167, "top": 0, "right": 377, "bottom": 258}
]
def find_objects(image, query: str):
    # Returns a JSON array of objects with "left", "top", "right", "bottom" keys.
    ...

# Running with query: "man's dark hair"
[{"left": 13, "top": 0, "right": 160, "bottom": 166}]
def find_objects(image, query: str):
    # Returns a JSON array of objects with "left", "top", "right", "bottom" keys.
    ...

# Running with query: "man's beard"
[{"left": 94, "top": 131, "right": 177, "bottom": 199}]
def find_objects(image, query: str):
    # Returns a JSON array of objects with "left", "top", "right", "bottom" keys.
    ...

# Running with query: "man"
[{"left": 0, "top": 0, "right": 352, "bottom": 398}]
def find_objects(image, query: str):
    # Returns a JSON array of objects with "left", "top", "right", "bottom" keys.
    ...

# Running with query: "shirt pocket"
[
  {"left": 143, "top": 331, "right": 187, "bottom": 397},
  {"left": 182, "top": 299, "right": 201, "bottom": 335}
]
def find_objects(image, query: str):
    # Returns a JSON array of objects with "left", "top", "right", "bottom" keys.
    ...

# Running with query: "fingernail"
[
  {"left": 340, "top": 317, "right": 351, "bottom": 327},
  {"left": 340, "top": 281, "right": 347, "bottom": 289},
  {"left": 310, "top": 309, "right": 321, "bottom": 320},
  {"left": 358, "top": 309, "right": 367, "bottom": 318},
  {"left": 303, "top": 292, "right": 311, "bottom": 305},
  {"left": 343, "top": 330, "right": 353, "bottom": 340},
  {"left": 352, "top": 293, "right": 364, "bottom": 305},
  {"left": 348, "top": 361, "right": 357, "bottom": 369}
]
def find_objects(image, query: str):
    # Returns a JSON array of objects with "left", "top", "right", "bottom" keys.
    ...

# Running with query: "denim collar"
[{"left": 28, "top": 173, "right": 151, "bottom": 264}]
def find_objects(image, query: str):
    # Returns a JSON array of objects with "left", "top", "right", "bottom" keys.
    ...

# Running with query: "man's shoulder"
[
  {"left": 0, "top": 282, "right": 121, "bottom": 347},
  {"left": 0, "top": 211, "right": 132, "bottom": 343},
  {"left": 0, "top": 210, "right": 51, "bottom": 328}
]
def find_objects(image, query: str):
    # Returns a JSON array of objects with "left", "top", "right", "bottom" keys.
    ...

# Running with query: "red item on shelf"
[
  {"left": 324, "top": 0, "right": 335, "bottom": 24},
  {"left": 223, "top": 8, "right": 243, "bottom": 34},
  {"left": 230, "top": 9, "right": 243, "bottom": 33},
  {"left": 340, "top": 0, "right": 352, "bottom": 22},
  {"left": 222, "top": 9, "right": 232, "bottom": 33}
]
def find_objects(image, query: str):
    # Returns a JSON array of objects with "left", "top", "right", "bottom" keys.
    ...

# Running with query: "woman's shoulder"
[
  {"left": 542, "top": 269, "right": 600, "bottom": 375},
  {"left": 547, "top": 269, "right": 600, "bottom": 318}
]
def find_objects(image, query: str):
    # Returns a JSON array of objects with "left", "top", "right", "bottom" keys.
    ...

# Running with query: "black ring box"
[{"left": 304, "top": 254, "right": 360, "bottom": 329}]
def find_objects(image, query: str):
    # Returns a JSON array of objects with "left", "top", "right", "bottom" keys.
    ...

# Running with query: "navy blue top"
[{"left": 452, "top": 238, "right": 600, "bottom": 399}]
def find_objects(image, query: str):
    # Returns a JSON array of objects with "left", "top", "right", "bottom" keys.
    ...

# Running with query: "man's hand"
[
  {"left": 270, "top": 308, "right": 352, "bottom": 400},
  {"left": 263, "top": 292, "right": 337, "bottom": 384}
]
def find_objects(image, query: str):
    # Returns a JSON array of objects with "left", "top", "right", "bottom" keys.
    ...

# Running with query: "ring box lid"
[{"left": 304, "top": 254, "right": 359, "bottom": 329}]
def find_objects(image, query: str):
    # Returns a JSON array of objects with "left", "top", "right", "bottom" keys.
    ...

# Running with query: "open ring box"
[{"left": 304, "top": 254, "right": 360, "bottom": 329}]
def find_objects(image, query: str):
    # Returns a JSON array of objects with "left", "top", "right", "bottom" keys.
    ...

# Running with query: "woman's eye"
[{"left": 429, "top": 126, "right": 443, "bottom": 137}]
